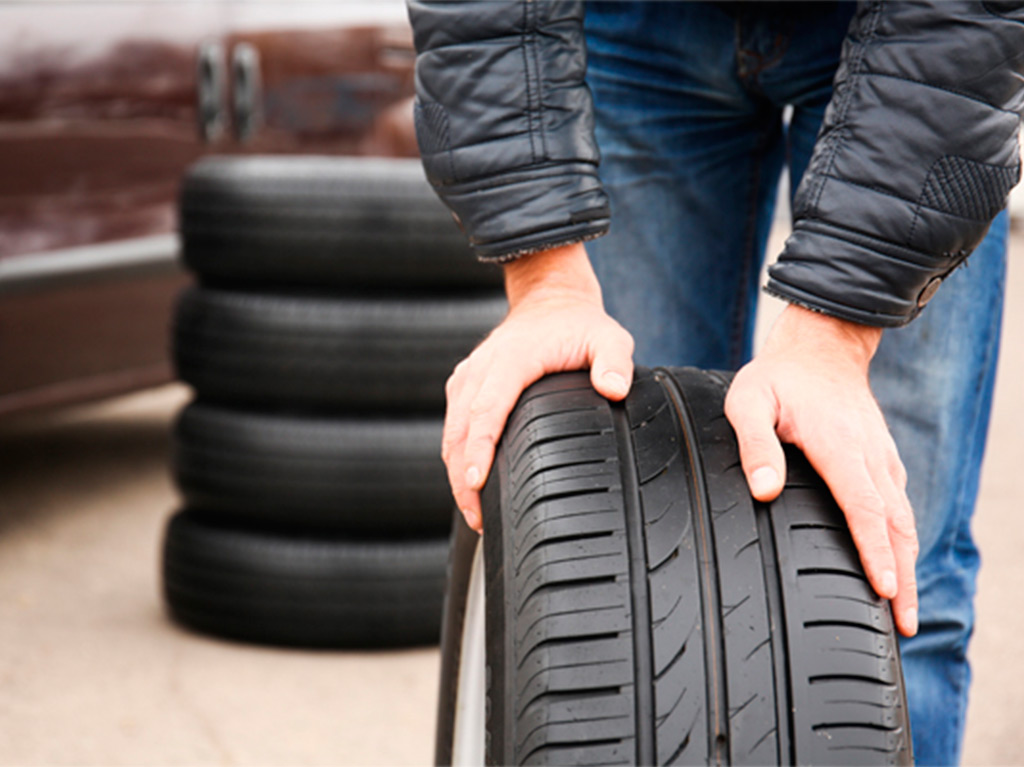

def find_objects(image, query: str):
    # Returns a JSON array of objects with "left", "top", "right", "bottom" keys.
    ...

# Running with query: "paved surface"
[{"left": 0, "top": 226, "right": 1021, "bottom": 766}]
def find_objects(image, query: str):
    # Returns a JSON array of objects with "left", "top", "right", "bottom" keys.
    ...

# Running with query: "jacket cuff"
[
  {"left": 766, "top": 220, "right": 968, "bottom": 328},
  {"left": 437, "top": 163, "right": 610, "bottom": 262}
]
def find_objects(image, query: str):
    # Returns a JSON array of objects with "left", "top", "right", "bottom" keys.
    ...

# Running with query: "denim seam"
[
  {"left": 737, "top": 38, "right": 791, "bottom": 89},
  {"left": 941, "top": 273, "right": 1002, "bottom": 570},
  {"left": 731, "top": 119, "right": 777, "bottom": 367},
  {"left": 919, "top": 262, "right": 1000, "bottom": 763}
]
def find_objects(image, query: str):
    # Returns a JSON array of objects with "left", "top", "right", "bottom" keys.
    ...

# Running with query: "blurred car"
[{"left": 0, "top": 1, "right": 416, "bottom": 416}]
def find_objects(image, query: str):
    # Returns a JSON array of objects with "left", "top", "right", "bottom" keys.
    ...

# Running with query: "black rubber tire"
[
  {"left": 173, "top": 286, "right": 506, "bottom": 412},
  {"left": 162, "top": 510, "right": 448, "bottom": 648},
  {"left": 436, "top": 368, "right": 912, "bottom": 766},
  {"left": 180, "top": 156, "right": 502, "bottom": 290},
  {"left": 174, "top": 401, "right": 452, "bottom": 533}
]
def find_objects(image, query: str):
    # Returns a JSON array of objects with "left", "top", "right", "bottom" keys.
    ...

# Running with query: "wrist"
[
  {"left": 768, "top": 304, "right": 883, "bottom": 369},
  {"left": 503, "top": 242, "right": 603, "bottom": 309}
]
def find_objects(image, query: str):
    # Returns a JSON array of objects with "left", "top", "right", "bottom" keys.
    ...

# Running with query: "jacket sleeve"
[
  {"left": 767, "top": 0, "right": 1024, "bottom": 327},
  {"left": 406, "top": 0, "right": 609, "bottom": 262}
]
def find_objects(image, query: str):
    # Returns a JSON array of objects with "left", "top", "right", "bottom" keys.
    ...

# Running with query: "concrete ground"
[{"left": 1, "top": 225, "right": 1021, "bottom": 766}]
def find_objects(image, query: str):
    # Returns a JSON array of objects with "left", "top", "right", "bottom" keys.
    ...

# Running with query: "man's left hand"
[{"left": 725, "top": 304, "right": 920, "bottom": 638}]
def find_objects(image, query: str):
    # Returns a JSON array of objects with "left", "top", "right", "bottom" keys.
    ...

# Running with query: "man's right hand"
[{"left": 443, "top": 241, "right": 635, "bottom": 532}]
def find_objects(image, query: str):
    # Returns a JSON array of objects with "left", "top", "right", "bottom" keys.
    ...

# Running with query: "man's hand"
[
  {"left": 725, "top": 304, "right": 920, "bottom": 637},
  {"left": 444, "top": 242, "right": 635, "bottom": 532}
]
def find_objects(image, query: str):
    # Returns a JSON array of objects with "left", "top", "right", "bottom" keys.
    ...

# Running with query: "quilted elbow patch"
[
  {"left": 918, "top": 154, "right": 1020, "bottom": 221},
  {"left": 414, "top": 100, "right": 452, "bottom": 156}
]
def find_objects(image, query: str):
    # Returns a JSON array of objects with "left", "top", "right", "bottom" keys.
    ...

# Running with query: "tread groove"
[
  {"left": 611, "top": 403, "right": 655, "bottom": 767},
  {"left": 757, "top": 501, "right": 794, "bottom": 766},
  {"left": 809, "top": 674, "right": 897, "bottom": 687},
  {"left": 804, "top": 619, "right": 888, "bottom": 636},
  {"left": 655, "top": 369, "right": 729, "bottom": 766},
  {"left": 663, "top": 716, "right": 698, "bottom": 766},
  {"left": 797, "top": 567, "right": 871, "bottom": 582},
  {"left": 515, "top": 575, "right": 621, "bottom": 616}
]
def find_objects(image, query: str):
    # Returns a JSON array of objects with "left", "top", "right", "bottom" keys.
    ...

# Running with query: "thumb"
[
  {"left": 725, "top": 378, "right": 787, "bottom": 501},
  {"left": 589, "top": 325, "right": 635, "bottom": 401}
]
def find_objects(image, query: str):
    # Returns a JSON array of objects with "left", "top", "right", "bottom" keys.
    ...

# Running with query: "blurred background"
[{"left": 1, "top": 2, "right": 1022, "bottom": 765}]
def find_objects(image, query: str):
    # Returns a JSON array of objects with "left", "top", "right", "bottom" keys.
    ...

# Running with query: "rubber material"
[
  {"left": 436, "top": 514, "right": 479, "bottom": 765},
  {"left": 173, "top": 286, "right": 506, "bottom": 411},
  {"left": 436, "top": 368, "right": 912, "bottom": 766},
  {"left": 174, "top": 402, "right": 451, "bottom": 533},
  {"left": 180, "top": 156, "right": 502, "bottom": 290},
  {"left": 162, "top": 510, "right": 448, "bottom": 648}
]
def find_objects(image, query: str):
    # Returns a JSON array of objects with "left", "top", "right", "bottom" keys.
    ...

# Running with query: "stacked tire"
[{"left": 163, "top": 157, "right": 505, "bottom": 648}]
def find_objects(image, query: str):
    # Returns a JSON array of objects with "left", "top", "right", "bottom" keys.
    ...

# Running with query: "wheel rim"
[{"left": 451, "top": 539, "right": 487, "bottom": 766}]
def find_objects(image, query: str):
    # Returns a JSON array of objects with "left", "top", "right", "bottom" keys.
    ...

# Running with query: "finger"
[
  {"left": 589, "top": 324, "right": 635, "bottom": 401},
  {"left": 883, "top": 477, "right": 919, "bottom": 636},
  {"left": 866, "top": 458, "right": 918, "bottom": 636},
  {"left": 814, "top": 450, "right": 898, "bottom": 600},
  {"left": 446, "top": 447, "right": 482, "bottom": 534},
  {"left": 888, "top": 454, "right": 908, "bottom": 492},
  {"left": 463, "top": 359, "right": 543, "bottom": 499},
  {"left": 441, "top": 360, "right": 471, "bottom": 465},
  {"left": 724, "top": 378, "right": 786, "bottom": 501},
  {"left": 443, "top": 356, "right": 488, "bottom": 533},
  {"left": 863, "top": 435, "right": 919, "bottom": 633}
]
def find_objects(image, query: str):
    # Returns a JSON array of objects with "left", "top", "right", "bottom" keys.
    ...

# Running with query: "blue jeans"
[{"left": 584, "top": 4, "right": 1007, "bottom": 764}]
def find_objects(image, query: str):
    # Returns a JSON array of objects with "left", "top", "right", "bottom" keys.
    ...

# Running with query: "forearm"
[
  {"left": 408, "top": 0, "right": 610, "bottom": 262},
  {"left": 769, "top": 0, "right": 1024, "bottom": 327}
]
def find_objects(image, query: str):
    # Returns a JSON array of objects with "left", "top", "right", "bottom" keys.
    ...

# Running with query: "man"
[{"left": 408, "top": 2, "right": 1023, "bottom": 763}]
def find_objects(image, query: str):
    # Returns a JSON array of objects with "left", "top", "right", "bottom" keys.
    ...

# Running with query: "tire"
[
  {"left": 180, "top": 156, "right": 502, "bottom": 290},
  {"left": 173, "top": 286, "right": 506, "bottom": 411},
  {"left": 174, "top": 401, "right": 452, "bottom": 533},
  {"left": 162, "top": 510, "right": 448, "bottom": 648},
  {"left": 437, "top": 369, "right": 912, "bottom": 766}
]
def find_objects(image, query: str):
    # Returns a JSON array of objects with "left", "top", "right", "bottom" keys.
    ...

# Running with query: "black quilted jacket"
[{"left": 408, "top": 1, "right": 1024, "bottom": 327}]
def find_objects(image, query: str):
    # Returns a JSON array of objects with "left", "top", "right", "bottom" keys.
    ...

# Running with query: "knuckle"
[
  {"left": 468, "top": 398, "right": 498, "bottom": 422},
  {"left": 889, "top": 510, "right": 918, "bottom": 540},
  {"left": 447, "top": 472, "right": 464, "bottom": 498},
  {"left": 467, "top": 428, "right": 500, "bottom": 452},
  {"left": 828, "top": 421, "right": 862, "bottom": 447},
  {"left": 867, "top": 541, "right": 896, "bottom": 563},
  {"left": 891, "top": 461, "right": 909, "bottom": 490},
  {"left": 446, "top": 361, "right": 471, "bottom": 397},
  {"left": 617, "top": 328, "right": 636, "bottom": 354},
  {"left": 724, "top": 378, "right": 767, "bottom": 421},
  {"left": 723, "top": 390, "right": 750, "bottom": 424},
  {"left": 846, "top": 491, "right": 887, "bottom": 520},
  {"left": 901, "top": 536, "right": 921, "bottom": 560},
  {"left": 452, "top": 357, "right": 471, "bottom": 378},
  {"left": 739, "top": 432, "right": 776, "bottom": 455},
  {"left": 440, "top": 439, "right": 458, "bottom": 465}
]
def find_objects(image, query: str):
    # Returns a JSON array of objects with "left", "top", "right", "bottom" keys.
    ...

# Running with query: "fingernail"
[
  {"left": 881, "top": 571, "right": 897, "bottom": 598},
  {"left": 461, "top": 509, "right": 480, "bottom": 531},
  {"left": 602, "top": 371, "right": 629, "bottom": 397},
  {"left": 750, "top": 466, "right": 779, "bottom": 497},
  {"left": 465, "top": 465, "right": 481, "bottom": 489},
  {"left": 904, "top": 607, "right": 918, "bottom": 635}
]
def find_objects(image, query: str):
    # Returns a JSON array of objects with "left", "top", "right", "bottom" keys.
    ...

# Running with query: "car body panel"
[{"left": 0, "top": 1, "right": 416, "bottom": 415}]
